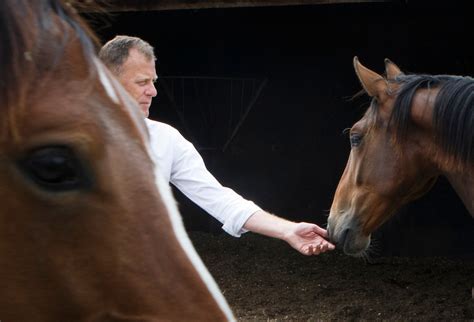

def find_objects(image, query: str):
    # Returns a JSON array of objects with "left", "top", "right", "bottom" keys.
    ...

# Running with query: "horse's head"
[
  {"left": 327, "top": 57, "right": 439, "bottom": 256},
  {"left": 0, "top": 1, "right": 232, "bottom": 320}
]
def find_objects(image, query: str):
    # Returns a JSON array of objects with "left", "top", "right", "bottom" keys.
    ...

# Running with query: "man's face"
[{"left": 117, "top": 48, "right": 158, "bottom": 117}]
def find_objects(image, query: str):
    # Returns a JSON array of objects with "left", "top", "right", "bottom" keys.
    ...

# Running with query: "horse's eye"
[
  {"left": 18, "top": 146, "right": 91, "bottom": 191},
  {"left": 350, "top": 134, "right": 363, "bottom": 147}
]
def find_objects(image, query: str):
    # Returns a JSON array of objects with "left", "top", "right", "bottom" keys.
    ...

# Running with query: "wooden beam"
[{"left": 79, "top": 0, "right": 397, "bottom": 12}]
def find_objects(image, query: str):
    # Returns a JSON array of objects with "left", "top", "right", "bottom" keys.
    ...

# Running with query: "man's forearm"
[{"left": 243, "top": 210, "right": 294, "bottom": 240}]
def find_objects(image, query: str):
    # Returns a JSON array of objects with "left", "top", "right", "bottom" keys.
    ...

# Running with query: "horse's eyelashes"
[{"left": 17, "top": 146, "right": 91, "bottom": 192}]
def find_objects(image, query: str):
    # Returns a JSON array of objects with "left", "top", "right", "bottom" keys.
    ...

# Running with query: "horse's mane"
[
  {"left": 0, "top": 0, "right": 99, "bottom": 113},
  {"left": 388, "top": 73, "right": 474, "bottom": 169}
]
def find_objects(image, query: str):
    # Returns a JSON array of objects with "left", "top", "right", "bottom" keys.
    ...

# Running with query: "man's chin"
[{"left": 139, "top": 104, "right": 150, "bottom": 117}]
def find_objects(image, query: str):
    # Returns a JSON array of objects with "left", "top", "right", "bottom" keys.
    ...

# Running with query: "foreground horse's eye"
[
  {"left": 350, "top": 134, "right": 363, "bottom": 147},
  {"left": 18, "top": 146, "right": 91, "bottom": 191}
]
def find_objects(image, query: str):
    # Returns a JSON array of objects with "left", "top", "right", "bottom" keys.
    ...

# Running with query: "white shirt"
[{"left": 145, "top": 118, "right": 261, "bottom": 237}]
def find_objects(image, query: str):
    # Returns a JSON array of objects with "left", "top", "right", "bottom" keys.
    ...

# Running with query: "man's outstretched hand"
[
  {"left": 244, "top": 211, "right": 335, "bottom": 256},
  {"left": 284, "top": 222, "right": 335, "bottom": 256}
]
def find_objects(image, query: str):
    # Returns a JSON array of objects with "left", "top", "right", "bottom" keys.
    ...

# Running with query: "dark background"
[{"left": 84, "top": 1, "right": 473, "bottom": 257}]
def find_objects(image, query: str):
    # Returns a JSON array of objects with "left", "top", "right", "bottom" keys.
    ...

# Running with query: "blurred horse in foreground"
[{"left": 0, "top": 0, "right": 233, "bottom": 320}]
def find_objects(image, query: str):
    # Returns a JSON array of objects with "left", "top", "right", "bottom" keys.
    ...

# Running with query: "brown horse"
[
  {"left": 0, "top": 0, "right": 233, "bottom": 321},
  {"left": 327, "top": 57, "right": 473, "bottom": 256}
]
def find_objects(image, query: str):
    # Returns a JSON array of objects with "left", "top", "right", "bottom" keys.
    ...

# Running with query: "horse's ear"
[
  {"left": 384, "top": 58, "right": 403, "bottom": 80},
  {"left": 353, "top": 56, "right": 387, "bottom": 98}
]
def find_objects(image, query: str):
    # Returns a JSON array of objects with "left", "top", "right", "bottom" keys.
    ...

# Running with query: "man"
[{"left": 99, "top": 35, "right": 335, "bottom": 255}]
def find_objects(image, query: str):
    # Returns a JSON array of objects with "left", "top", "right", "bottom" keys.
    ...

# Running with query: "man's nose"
[{"left": 145, "top": 83, "right": 157, "bottom": 97}]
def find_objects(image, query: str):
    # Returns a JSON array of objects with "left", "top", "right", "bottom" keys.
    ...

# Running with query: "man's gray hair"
[{"left": 99, "top": 35, "right": 156, "bottom": 76}]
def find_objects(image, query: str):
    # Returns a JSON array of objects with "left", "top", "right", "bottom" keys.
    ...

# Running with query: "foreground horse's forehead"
[{"left": 24, "top": 63, "right": 140, "bottom": 127}]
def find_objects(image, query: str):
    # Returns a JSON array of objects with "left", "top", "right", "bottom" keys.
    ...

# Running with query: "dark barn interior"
[{"left": 84, "top": 0, "right": 473, "bottom": 258}]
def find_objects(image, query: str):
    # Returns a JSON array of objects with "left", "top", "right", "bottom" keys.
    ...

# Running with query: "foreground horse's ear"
[
  {"left": 353, "top": 56, "right": 387, "bottom": 98},
  {"left": 384, "top": 58, "right": 403, "bottom": 80}
]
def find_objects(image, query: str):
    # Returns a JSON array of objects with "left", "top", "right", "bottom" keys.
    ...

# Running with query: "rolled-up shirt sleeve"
[{"left": 171, "top": 134, "right": 261, "bottom": 237}]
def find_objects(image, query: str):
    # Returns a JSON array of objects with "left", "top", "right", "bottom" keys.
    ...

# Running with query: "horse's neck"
[{"left": 445, "top": 170, "right": 474, "bottom": 216}]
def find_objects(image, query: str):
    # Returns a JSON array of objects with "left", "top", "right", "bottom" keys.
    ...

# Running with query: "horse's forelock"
[
  {"left": 390, "top": 74, "right": 473, "bottom": 170},
  {"left": 0, "top": 0, "right": 99, "bottom": 139},
  {"left": 0, "top": 1, "right": 29, "bottom": 109},
  {"left": 388, "top": 75, "right": 437, "bottom": 143}
]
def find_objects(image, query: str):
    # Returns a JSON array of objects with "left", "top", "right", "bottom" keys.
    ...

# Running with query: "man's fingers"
[
  {"left": 301, "top": 239, "right": 336, "bottom": 256},
  {"left": 306, "top": 245, "right": 319, "bottom": 256},
  {"left": 313, "top": 241, "right": 335, "bottom": 254}
]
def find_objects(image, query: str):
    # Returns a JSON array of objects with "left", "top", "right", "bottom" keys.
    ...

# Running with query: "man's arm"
[
  {"left": 243, "top": 210, "right": 335, "bottom": 256},
  {"left": 161, "top": 124, "right": 335, "bottom": 254}
]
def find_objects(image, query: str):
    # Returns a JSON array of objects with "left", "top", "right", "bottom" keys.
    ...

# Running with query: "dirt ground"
[{"left": 189, "top": 232, "right": 474, "bottom": 321}]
